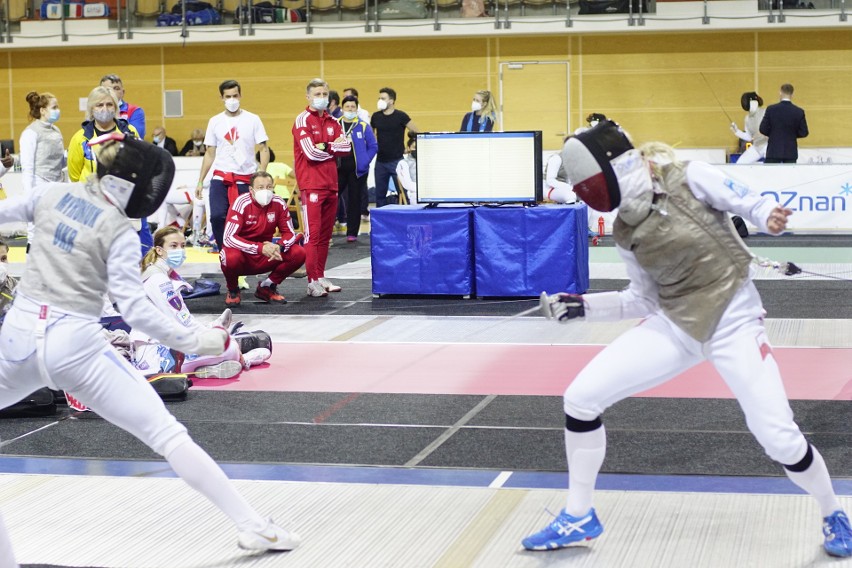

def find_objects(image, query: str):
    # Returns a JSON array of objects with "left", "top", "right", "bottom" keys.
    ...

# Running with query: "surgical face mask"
[
  {"left": 312, "top": 97, "right": 329, "bottom": 111},
  {"left": 410, "top": 150, "right": 417, "bottom": 160},
  {"left": 253, "top": 189, "right": 273, "bottom": 207},
  {"left": 343, "top": 111, "right": 358, "bottom": 120},
  {"left": 377, "top": 99, "right": 388, "bottom": 111},
  {"left": 93, "top": 108, "right": 115, "bottom": 124},
  {"left": 193, "top": 140, "right": 203, "bottom": 146},
  {"left": 749, "top": 99, "right": 758, "bottom": 112},
  {"left": 153, "top": 136, "right": 161, "bottom": 144},
  {"left": 165, "top": 248, "right": 186, "bottom": 269},
  {"left": 471, "top": 101, "right": 482, "bottom": 112},
  {"left": 224, "top": 98, "right": 240, "bottom": 113},
  {"left": 47, "top": 108, "right": 61, "bottom": 124},
  {"left": 0, "top": 263, "right": 7, "bottom": 282}
]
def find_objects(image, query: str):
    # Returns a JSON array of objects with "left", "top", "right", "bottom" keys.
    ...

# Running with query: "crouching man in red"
[{"left": 220, "top": 171, "right": 306, "bottom": 306}]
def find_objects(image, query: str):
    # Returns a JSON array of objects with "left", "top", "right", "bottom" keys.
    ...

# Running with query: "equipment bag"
[
  {"left": 0, "top": 388, "right": 57, "bottom": 418},
  {"left": 181, "top": 278, "right": 221, "bottom": 299},
  {"left": 147, "top": 373, "right": 192, "bottom": 401},
  {"left": 375, "top": 0, "right": 428, "bottom": 19}
]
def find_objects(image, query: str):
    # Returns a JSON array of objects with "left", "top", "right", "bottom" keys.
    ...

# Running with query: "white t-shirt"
[{"left": 204, "top": 110, "right": 269, "bottom": 175}]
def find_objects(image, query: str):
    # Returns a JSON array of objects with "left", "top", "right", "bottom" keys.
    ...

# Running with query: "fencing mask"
[
  {"left": 91, "top": 132, "right": 175, "bottom": 218},
  {"left": 740, "top": 92, "right": 763, "bottom": 112},
  {"left": 561, "top": 120, "right": 634, "bottom": 212}
]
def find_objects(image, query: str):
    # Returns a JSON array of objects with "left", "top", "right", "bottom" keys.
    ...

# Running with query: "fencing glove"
[{"left": 539, "top": 292, "right": 585, "bottom": 323}]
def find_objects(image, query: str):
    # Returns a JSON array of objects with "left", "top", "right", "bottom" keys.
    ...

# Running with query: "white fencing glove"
[
  {"left": 539, "top": 291, "right": 585, "bottom": 323},
  {"left": 195, "top": 326, "right": 230, "bottom": 355}
]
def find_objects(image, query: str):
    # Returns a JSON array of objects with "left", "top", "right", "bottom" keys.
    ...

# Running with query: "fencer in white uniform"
[
  {"left": 0, "top": 133, "right": 300, "bottom": 562},
  {"left": 523, "top": 121, "right": 851, "bottom": 557},
  {"left": 731, "top": 91, "right": 768, "bottom": 164}
]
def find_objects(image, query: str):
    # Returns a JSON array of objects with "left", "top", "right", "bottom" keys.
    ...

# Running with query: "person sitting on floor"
[
  {"left": 132, "top": 226, "right": 271, "bottom": 378},
  {"left": 221, "top": 171, "right": 306, "bottom": 306}
]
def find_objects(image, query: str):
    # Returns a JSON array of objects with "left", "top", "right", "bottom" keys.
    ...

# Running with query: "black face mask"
[{"left": 410, "top": 150, "right": 417, "bottom": 159}]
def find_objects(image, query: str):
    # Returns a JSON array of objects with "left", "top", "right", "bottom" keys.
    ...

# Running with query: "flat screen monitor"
[{"left": 415, "top": 131, "right": 543, "bottom": 205}]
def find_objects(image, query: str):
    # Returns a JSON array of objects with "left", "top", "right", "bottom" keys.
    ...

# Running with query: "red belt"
[{"left": 213, "top": 170, "right": 252, "bottom": 205}]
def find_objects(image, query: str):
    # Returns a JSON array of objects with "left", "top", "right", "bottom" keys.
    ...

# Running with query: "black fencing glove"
[{"left": 539, "top": 291, "right": 585, "bottom": 323}]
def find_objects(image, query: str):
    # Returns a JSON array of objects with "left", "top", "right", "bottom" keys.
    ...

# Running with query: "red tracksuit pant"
[
  {"left": 220, "top": 245, "right": 306, "bottom": 292},
  {"left": 300, "top": 188, "right": 338, "bottom": 282}
]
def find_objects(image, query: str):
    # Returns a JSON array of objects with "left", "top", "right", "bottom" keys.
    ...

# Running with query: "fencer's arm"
[
  {"left": 684, "top": 161, "right": 776, "bottom": 234},
  {"left": 730, "top": 122, "right": 752, "bottom": 142},
  {"left": 107, "top": 229, "right": 216, "bottom": 354},
  {"left": 581, "top": 247, "right": 659, "bottom": 321},
  {"left": 0, "top": 182, "right": 46, "bottom": 224}
]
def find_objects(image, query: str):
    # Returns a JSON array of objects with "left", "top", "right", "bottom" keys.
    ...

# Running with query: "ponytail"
[{"left": 140, "top": 225, "right": 182, "bottom": 272}]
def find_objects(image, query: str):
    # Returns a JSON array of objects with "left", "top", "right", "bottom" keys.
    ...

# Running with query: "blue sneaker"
[
  {"left": 823, "top": 510, "right": 852, "bottom": 557},
  {"left": 522, "top": 508, "right": 603, "bottom": 551}
]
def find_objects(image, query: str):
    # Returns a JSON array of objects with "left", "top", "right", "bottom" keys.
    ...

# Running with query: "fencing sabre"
[{"left": 699, "top": 72, "right": 734, "bottom": 124}]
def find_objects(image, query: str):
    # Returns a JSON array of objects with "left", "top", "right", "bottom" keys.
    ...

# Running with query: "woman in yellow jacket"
[{"left": 67, "top": 85, "right": 152, "bottom": 253}]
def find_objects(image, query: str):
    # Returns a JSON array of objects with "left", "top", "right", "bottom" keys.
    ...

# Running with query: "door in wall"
[{"left": 499, "top": 61, "right": 570, "bottom": 152}]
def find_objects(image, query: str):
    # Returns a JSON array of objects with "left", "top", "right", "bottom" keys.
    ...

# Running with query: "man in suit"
[
  {"left": 759, "top": 83, "right": 808, "bottom": 164},
  {"left": 152, "top": 126, "right": 179, "bottom": 156}
]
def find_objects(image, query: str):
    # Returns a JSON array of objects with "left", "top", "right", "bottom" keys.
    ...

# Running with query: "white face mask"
[
  {"left": 224, "top": 98, "right": 240, "bottom": 113},
  {"left": 153, "top": 136, "right": 161, "bottom": 144},
  {"left": 193, "top": 140, "right": 203, "bottom": 146},
  {"left": 471, "top": 101, "right": 482, "bottom": 112},
  {"left": 377, "top": 99, "right": 388, "bottom": 111},
  {"left": 93, "top": 108, "right": 115, "bottom": 124},
  {"left": 749, "top": 99, "right": 758, "bottom": 112},
  {"left": 312, "top": 97, "right": 329, "bottom": 111},
  {"left": 0, "top": 263, "right": 7, "bottom": 283},
  {"left": 343, "top": 111, "right": 357, "bottom": 120},
  {"left": 253, "top": 189, "right": 273, "bottom": 207}
]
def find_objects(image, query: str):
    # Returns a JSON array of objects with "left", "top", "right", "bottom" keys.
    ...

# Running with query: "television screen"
[{"left": 415, "top": 131, "right": 543, "bottom": 204}]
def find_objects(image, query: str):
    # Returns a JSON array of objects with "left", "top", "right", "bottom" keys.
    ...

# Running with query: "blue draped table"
[{"left": 370, "top": 204, "right": 589, "bottom": 297}]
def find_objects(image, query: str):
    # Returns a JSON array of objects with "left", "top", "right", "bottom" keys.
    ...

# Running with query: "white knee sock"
[
  {"left": 564, "top": 425, "right": 607, "bottom": 517},
  {"left": 166, "top": 439, "right": 266, "bottom": 532},
  {"left": 784, "top": 446, "right": 842, "bottom": 517}
]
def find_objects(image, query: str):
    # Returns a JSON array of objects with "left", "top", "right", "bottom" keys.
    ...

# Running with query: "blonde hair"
[
  {"left": 26, "top": 91, "right": 56, "bottom": 121},
  {"left": 86, "top": 86, "right": 119, "bottom": 121},
  {"left": 141, "top": 226, "right": 183, "bottom": 272},
  {"left": 475, "top": 90, "right": 497, "bottom": 124},
  {"left": 306, "top": 78, "right": 328, "bottom": 93},
  {"left": 638, "top": 141, "right": 681, "bottom": 179}
]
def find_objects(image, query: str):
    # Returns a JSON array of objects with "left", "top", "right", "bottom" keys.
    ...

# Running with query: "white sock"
[
  {"left": 261, "top": 278, "right": 274, "bottom": 288},
  {"left": 784, "top": 446, "right": 842, "bottom": 517},
  {"left": 165, "top": 439, "right": 266, "bottom": 532},
  {"left": 564, "top": 425, "right": 607, "bottom": 517}
]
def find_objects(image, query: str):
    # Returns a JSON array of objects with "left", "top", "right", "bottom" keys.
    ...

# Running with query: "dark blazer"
[
  {"left": 759, "top": 100, "right": 808, "bottom": 162},
  {"left": 160, "top": 136, "right": 179, "bottom": 156}
]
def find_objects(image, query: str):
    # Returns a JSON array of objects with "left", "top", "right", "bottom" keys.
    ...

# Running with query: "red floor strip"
[{"left": 191, "top": 343, "right": 852, "bottom": 400}]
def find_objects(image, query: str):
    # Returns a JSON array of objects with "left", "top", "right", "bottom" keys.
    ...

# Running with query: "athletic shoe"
[
  {"left": 242, "top": 348, "right": 271, "bottom": 371},
  {"left": 225, "top": 290, "right": 241, "bottom": 306},
  {"left": 255, "top": 284, "right": 286, "bottom": 304},
  {"left": 306, "top": 280, "right": 328, "bottom": 297},
  {"left": 319, "top": 278, "right": 342, "bottom": 292},
  {"left": 521, "top": 508, "right": 603, "bottom": 551},
  {"left": 238, "top": 519, "right": 301, "bottom": 552},
  {"left": 192, "top": 360, "right": 243, "bottom": 379},
  {"left": 213, "top": 308, "right": 233, "bottom": 329},
  {"left": 238, "top": 275, "right": 250, "bottom": 290},
  {"left": 347, "top": 236, "right": 357, "bottom": 243},
  {"left": 823, "top": 510, "right": 852, "bottom": 557}
]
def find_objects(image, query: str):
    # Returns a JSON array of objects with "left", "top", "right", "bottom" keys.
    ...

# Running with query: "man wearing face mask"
[
  {"left": 371, "top": 87, "right": 420, "bottom": 208},
  {"left": 730, "top": 92, "right": 768, "bottom": 164},
  {"left": 220, "top": 171, "right": 306, "bottom": 306},
  {"left": 152, "top": 126, "right": 179, "bottom": 156},
  {"left": 100, "top": 74, "right": 146, "bottom": 140},
  {"left": 196, "top": 80, "right": 270, "bottom": 255},
  {"left": 523, "top": 121, "right": 851, "bottom": 559},
  {"left": 293, "top": 78, "right": 351, "bottom": 298}
]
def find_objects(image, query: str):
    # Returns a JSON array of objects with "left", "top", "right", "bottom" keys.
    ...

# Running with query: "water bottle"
[{"left": 597, "top": 216, "right": 605, "bottom": 237}]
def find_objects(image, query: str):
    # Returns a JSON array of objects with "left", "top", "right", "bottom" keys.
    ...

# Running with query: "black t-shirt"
[{"left": 371, "top": 109, "right": 411, "bottom": 162}]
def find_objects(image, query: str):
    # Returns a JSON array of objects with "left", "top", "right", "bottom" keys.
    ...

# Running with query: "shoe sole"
[
  {"left": 191, "top": 360, "right": 243, "bottom": 379},
  {"left": 254, "top": 294, "right": 287, "bottom": 304},
  {"left": 237, "top": 536, "right": 300, "bottom": 552},
  {"left": 522, "top": 526, "right": 603, "bottom": 551}
]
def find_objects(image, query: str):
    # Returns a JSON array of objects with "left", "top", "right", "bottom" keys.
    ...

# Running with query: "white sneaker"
[
  {"left": 192, "top": 360, "right": 242, "bottom": 379},
  {"left": 319, "top": 278, "right": 342, "bottom": 292},
  {"left": 242, "top": 348, "right": 271, "bottom": 371},
  {"left": 238, "top": 519, "right": 301, "bottom": 552},
  {"left": 306, "top": 281, "right": 328, "bottom": 297},
  {"left": 213, "top": 308, "right": 233, "bottom": 329},
  {"left": 238, "top": 276, "right": 250, "bottom": 290}
]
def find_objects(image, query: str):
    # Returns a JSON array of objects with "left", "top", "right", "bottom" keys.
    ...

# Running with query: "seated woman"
[{"left": 132, "top": 226, "right": 270, "bottom": 378}]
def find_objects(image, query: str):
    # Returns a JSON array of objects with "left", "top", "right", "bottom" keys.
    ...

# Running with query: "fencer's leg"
[
  {"left": 736, "top": 145, "right": 761, "bottom": 165},
  {"left": 49, "top": 336, "right": 269, "bottom": 533},
  {"left": 709, "top": 325, "right": 842, "bottom": 517},
  {"left": 0, "top": 514, "right": 18, "bottom": 568},
  {"left": 562, "top": 316, "right": 701, "bottom": 516}
]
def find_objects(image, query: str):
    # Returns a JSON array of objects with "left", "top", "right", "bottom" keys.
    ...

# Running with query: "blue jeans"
[{"left": 374, "top": 159, "right": 401, "bottom": 208}]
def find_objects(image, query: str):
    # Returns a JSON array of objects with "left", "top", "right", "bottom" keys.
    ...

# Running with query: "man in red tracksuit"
[
  {"left": 293, "top": 78, "right": 352, "bottom": 298},
  {"left": 220, "top": 171, "right": 306, "bottom": 306}
]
